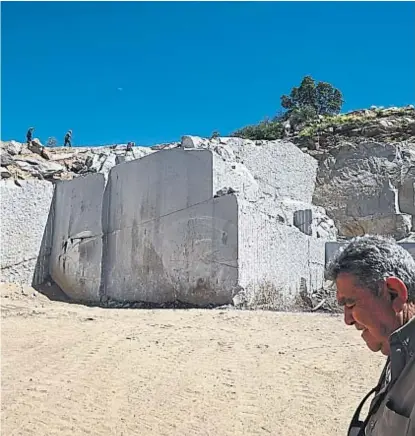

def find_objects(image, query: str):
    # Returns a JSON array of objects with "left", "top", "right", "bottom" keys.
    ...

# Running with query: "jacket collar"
[{"left": 389, "top": 315, "right": 415, "bottom": 381}]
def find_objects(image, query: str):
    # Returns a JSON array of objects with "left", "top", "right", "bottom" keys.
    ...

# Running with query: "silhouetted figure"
[
  {"left": 26, "top": 127, "right": 34, "bottom": 145},
  {"left": 64, "top": 130, "right": 72, "bottom": 147},
  {"left": 126, "top": 141, "right": 135, "bottom": 152}
]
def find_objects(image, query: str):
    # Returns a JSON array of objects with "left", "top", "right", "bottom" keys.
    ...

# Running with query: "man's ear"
[{"left": 385, "top": 277, "right": 408, "bottom": 313}]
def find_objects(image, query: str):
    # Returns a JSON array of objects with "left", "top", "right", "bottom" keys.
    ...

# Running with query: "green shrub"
[{"left": 232, "top": 120, "right": 284, "bottom": 140}]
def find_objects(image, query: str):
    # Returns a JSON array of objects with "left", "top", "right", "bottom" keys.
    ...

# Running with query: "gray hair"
[{"left": 325, "top": 235, "right": 415, "bottom": 302}]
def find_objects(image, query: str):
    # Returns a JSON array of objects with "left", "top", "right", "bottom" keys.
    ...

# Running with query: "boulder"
[
  {"left": 181, "top": 135, "right": 211, "bottom": 149},
  {"left": 14, "top": 158, "right": 65, "bottom": 179},
  {"left": 1, "top": 168, "right": 11, "bottom": 179},
  {"left": 1, "top": 152, "right": 13, "bottom": 167},
  {"left": 3, "top": 140, "right": 23, "bottom": 156},
  {"left": 27, "top": 138, "right": 52, "bottom": 160}
]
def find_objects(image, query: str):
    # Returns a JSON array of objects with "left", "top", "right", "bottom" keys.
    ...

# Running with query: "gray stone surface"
[
  {"left": 0, "top": 180, "right": 54, "bottom": 284},
  {"left": 186, "top": 136, "right": 318, "bottom": 205},
  {"left": 399, "top": 168, "right": 415, "bottom": 216},
  {"left": 1, "top": 139, "right": 336, "bottom": 307},
  {"left": 102, "top": 148, "right": 237, "bottom": 305},
  {"left": 50, "top": 174, "right": 105, "bottom": 302},
  {"left": 2, "top": 140, "right": 23, "bottom": 156},
  {"left": 237, "top": 200, "right": 327, "bottom": 308},
  {"left": 313, "top": 141, "right": 415, "bottom": 239},
  {"left": 105, "top": 148, "right": 213, "bottom": 227},
  {"left": 104, "top": 194, "right": 238, "bottom": 305}
]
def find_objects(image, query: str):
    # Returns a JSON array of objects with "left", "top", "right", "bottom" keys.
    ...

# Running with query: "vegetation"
[
  {"left": 232, "top": 76, "right": 344, "bottom": 140},
  {"left": 46, "top": 137, "right": 58, "bottom": 147},
  {"left": 232, "top": 119, "right": 284, "bottom": 141},
  {"left": 280, "top": 75, "right": 343, "bottom": 117},
  {"left": 298, "top": 113, "right": 376, "bottom": 139}
]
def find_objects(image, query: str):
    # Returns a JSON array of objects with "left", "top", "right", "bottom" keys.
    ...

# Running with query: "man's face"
[{"left": 336, "top": 273, "right": 401, "bottom": 355}]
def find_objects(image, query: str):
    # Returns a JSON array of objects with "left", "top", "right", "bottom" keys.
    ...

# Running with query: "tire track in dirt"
[
  {"left": 2, "top": 303, "right": 386, "bottom": 436},
  {"left": 2, "top": 321, "right": 121, "bottom": 435}
]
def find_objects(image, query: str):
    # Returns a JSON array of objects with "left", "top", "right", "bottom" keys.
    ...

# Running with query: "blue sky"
[{"left": 2, "top": 2, "right": 415, "bottom": 146}]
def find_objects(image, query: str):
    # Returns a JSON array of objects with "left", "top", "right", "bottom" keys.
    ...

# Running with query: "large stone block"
[
  {"left": 0, "top": 180, "right": 54, "bottom": 285},
  {"left": 237, "top": 200, "right": 327, "bottom": 308},
  {"left": 219, "top": 138, "right": 318, "bottom": 204},
  {"left": 50, "top": 174, "right": 105, "bottom": 302},
  {"left": 101, "top": 149, "right": 237, "bottom": 305},
  {"left": 181, "top": 136, "right": 318, "bottom": 204},
  {"left": 103, "top": 194, "right": 238, "bottom": 305},
  {"left": 47, "top": 144, "right": 332, "bottom": 307},
  {"left": 105, "top": 148, "right": 213, "bottom": 229}
]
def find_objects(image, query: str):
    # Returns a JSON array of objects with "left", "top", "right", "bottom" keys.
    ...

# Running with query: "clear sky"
[{"left": 1, "top": 1, "right": 415, "bottom": 146}]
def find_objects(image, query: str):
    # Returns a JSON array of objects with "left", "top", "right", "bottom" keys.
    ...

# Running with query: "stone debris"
[{"left": 0, "top": 141, "right": 155, "bottom": 181}]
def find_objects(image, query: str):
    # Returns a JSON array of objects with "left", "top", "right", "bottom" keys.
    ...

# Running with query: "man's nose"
[{"left": 344, "top": 306, "right": 355, "bottom": 326}]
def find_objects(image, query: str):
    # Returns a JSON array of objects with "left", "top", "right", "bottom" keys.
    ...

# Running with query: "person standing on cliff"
[
  {"left": 126, "top": 141, "right": 135, "bottom": 152},
  {"left": 64, "top": 130, "right": 72, "bottom": 147},
  {"left": 325, "top": 235, "right": 415, "bottom": 436},
  {"left": 26, "top": 127, "right": 34, "bottom": 145}
]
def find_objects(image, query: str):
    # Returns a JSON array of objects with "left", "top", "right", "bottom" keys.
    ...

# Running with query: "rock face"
[
  {"left": 1, "top": 138, "right": 335, "bottom": 308},
  {"left": 46, "top": 141, "right": 335, "bottom": 308},
  {"left": 313, "top": 141, "right": 415, "bottom": 239},
  {"left": 294, "top": 105, "right": 415, "bottom": 150},
  {"left": 0, "top": 180, "right": 54, "bottom": 285},
  {"left": 1, "top": 105, "right": 414, "bottom": 309}
]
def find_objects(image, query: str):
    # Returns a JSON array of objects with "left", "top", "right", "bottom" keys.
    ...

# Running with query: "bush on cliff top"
[
  {"left": 232, "top": 76, "right": 344, "bottom": 140},
  {"left": 232, "top": 119, "right": 284, "bottom": 141}
]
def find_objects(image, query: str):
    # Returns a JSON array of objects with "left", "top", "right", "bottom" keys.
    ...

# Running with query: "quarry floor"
[{"left": 1, "top": 283, "right": 384, "bottom": 436}]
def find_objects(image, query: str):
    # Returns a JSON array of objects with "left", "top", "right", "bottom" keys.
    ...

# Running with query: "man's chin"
[
  {"left": 365, "top": 342, "right": 382, "bottom": 353},
  {"left": 361, "top": 331, "right": 383, "bottom": 352}
]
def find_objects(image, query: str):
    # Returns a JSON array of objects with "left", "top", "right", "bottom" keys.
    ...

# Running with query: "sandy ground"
[{"left": 1, "top": 283, "right": 385, "bottom": 436}]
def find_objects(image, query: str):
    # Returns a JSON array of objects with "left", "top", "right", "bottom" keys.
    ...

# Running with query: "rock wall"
[
  {"left": 313, "top": 141, "right": 415, "bottom": 239},
  {"left": 7, "top": 138, "right": 332, "bottom": 308},
  {"left": 50, "top": 174, "right": 105, "bottom": 302},
  {"left": 101, "top": 149, "right": 238, "bottom": 305},
  {"left": 0, "top": 180, "right": 54, "bottom": 285},
  {"left": 2, "top": 123, "right": 412, "bottom": 308},
  {"left": 237, "top": 200, "right": 327, "bottom": 308}
]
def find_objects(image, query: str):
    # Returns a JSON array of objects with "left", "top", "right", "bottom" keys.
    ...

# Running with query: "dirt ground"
[{"left": 1, "top": 283, "right": 385, "bottom": 436}]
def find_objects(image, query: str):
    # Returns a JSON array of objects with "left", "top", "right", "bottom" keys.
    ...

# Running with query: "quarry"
[
  {"left": 1, "top": 105, "right": 415, "bottom": 309},
  {"left": 1, "top": 105, "right": 415, "bottom": 435}
]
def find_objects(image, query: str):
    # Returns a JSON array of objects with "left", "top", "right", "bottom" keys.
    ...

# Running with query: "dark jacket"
[{"left": 348, "top": 316, "right": 415, "bottom": 435}]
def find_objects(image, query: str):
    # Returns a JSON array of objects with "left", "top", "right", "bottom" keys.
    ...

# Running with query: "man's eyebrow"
[{"left": 338, "top": 297, "right": 355, "bottom": 307}]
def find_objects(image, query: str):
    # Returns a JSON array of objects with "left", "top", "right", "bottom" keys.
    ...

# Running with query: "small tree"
[
  {"left": 280, "top": 75, "right": 343, "bottom": 118},
  {"left": 46, "top": 137, "right": 58, "bottom": 147},
  {"left": 210, "top": 131, "right": 221, "bottom": 139}
]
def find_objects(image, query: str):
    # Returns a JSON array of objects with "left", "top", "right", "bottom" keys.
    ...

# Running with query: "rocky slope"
[
  {"left": 299, "top": 106, "right": 415, "bottom": 240},
  {"left": 0, "top": 139, "right": 160, "bottom": 181}
]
